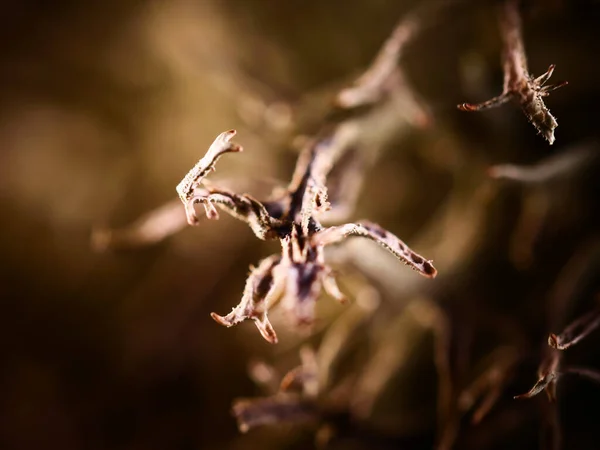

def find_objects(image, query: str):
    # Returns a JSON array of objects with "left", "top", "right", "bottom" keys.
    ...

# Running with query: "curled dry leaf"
[{"left": 232, "top": 396, "right": 319, "bottom": 433}]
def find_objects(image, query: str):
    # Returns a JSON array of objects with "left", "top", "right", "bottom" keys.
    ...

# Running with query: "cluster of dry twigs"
[{"left": 92, "top": 1, "right": 600, "bottom": 449}]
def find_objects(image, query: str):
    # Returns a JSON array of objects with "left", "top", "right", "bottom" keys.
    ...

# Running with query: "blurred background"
[{"left": 1, "top": 0, "right": 600, "bottom": 449}]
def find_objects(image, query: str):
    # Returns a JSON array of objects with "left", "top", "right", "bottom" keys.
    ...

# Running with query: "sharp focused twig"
[
  {"left": 337, "top": 16, "right": 419, "bottom": 109},
  {"left": 211, "top": 255, "right": 282, "bottom": 344},
  {"left": 458, "top": 0, "right": 567, "bottom": 144}
]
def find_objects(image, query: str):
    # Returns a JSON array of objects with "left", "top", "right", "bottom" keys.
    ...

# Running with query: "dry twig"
[
  {"left": 488, "top": 145, "right": 596, "bottom": 184},
  {"left": 232, "top": 347, "right": 321, "bottom": 433},
  {"left": 458, "top": 0, "right": 567, "bottom": 144},
  {"left": 188, "top": 131, "right": 436, "bottom": 343},
  {"left": 548, "top": 304, "right": 600, "bottom": 350}
]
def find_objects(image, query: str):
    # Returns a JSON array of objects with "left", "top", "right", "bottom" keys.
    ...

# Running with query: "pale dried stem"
[
  {"left": 337, "top": 17, "right": 419, "bottom": 109},
  {"left": 176, "top": 130, "right": 242, "bottom": 224},
  {"left": 489, "top": 145, "right": 596, "bottom": 184},
  {"left": 514, "top": 351, "right": 560, "bottom": 401},
  {"left": 91, "top": 199, "right": 187, "bottom": 251}
]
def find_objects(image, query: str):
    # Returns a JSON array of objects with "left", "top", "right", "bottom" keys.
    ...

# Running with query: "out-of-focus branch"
[
  {"left": 91, "top": 199, "right": 187, "bottom": 251},
  {"left": 514, "top": 350, "right": 560, "bottom": 401},
  {"left": 488, "top": 144, "right": 597, "bottom": 184},
  {"left": 232, "top": 395, "right": 319, "bottom": 433},
  {"left": 337, "top": 16, "right": 420, "bottom": 110}
]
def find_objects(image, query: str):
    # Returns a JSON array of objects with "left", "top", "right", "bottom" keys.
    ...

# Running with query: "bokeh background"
[{"left": 1, "top": 0, "right": 600, "bottom": 449}]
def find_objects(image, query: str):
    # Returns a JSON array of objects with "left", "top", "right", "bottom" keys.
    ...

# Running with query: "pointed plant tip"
[
  {"left": 457, "top": 103, "right": 477, "bottom": 112},
  {"left": 211, "top": 312, "right": 230, "bottom": 327},
  {"left": 423, "top": 261, "right": 438, "bottom": 278},
  {"left": 513, "top": 390, "right": 537, "bottom": 400},
  {"left": 185, "top": 208, "right": 201, "bottom": 226},
  {"left": 548, "top": 333, "right": 559, "bottom": 349},
  {"left": 219, "top": 129, "right": 243, "bottom": 152}
]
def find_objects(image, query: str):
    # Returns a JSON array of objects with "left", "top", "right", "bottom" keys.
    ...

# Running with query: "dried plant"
[
  {"left": 514, "top": 349, "right": 560, "bottom": 401},
  {"left": 458, "top": 0, "right": 567, "bottom": 144},
  {"left": 91, "top": 8, "right": 430, "bottom": 253},
  {"left": 232, "top": 295, "right": 434, "bottom": 442},
  {"left": 91, "top": 199, "right": 188, "bottom": 251},
  {"left": 486, "top": 143, "right": 599, "bottom": 270},
  {"left": 432, "top": 309, "right": 522, "bottom": 450},
  {"left": 548, "top": 303, "right": 600, "bottom": 350},
  {"left": 74, "top": 2, "right": 600, "bottom": 449},
  {"left": 512, "top": 296, "right": 600, "bottom": 450},
  {"left": 176, "top": 129, "right": 436, "bottom": 343},
  {"left": 92, "top": 6, "right": 439, "bottom": 345},
  {"left": 233, "top": 347, "right": 321, "bottom": 432},
  {"left": 514, "top": 348, "right": 600, "bottom": 402}
]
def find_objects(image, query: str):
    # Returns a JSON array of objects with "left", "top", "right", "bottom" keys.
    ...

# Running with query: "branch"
[
  {"left": 548, "top": 306, "right": 600, "bottom": 350},
  {"left": 91, "top": 199, "right": 188, "bottom": 251},
  {"left": 458, "top": 0, "right": 567, "bottom": 144},
  {"left": 488, "top": 144, "right": 596, "bottom": 184},
  {"left": 176, "top": 130, "right": 242, "bottom": 223},
  {"left": 313, "top": 221, "right": 437, "bottom": 278},
  {"left": 189, "top": 187, "right": 282, "bottom": 240},
  {"left": 514, "top": 350, "right": 560, "bottom": 401},
  {"left": 337, "top": 16, "right": 419, "bottom": 109},
  {"left": 211, "top": 255, "right": 282, "bottom": 344}
]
